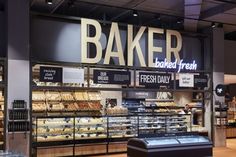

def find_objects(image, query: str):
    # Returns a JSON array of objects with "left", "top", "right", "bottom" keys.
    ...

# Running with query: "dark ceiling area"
[{"left": 30, "top": 0, "right": 236, "bottom": 40}]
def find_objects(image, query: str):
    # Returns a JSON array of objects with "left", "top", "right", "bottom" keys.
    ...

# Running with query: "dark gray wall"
[
  {"left": 225, "top": 40, "right": 236, "bottom": 74},
  {"left": 7, "top": 0, "right": 29, "bottom": 60},
  {"left": 31, "top": 18, "right": 81, "bottom": 62},
  {"left": 31, "top": 17, "right": 203, "bottom": 69},
  {"left": 0, "top": 11, "right": 6, "bottom": 57}
]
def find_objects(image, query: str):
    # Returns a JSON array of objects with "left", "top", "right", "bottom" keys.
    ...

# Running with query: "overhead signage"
[
  {"left": 194, "top": 75, "right": 208, "bottom": 88},
  {"left": 215, "top": 84, "right": 225, "bottom": 97},
  {"left": 139, "top": 72, "right": 172, "bottom": 87},
  {"left": 40, "top": 66, "right": 62, "bottom": 83},
  {"left": 63, "top": 67, "right": 84, "bottom": 84},
  {"left": 80, "top": 18, "right": 198, "bottom": 71},
  {"left": 179, "top": 73, "right": 194, "bottom": 87},
  {"left": 93, "top": 70, "right": 130, "bottom": 85},
  {"left": 155, "top": 58, "right": 197, "bottom": 73}
]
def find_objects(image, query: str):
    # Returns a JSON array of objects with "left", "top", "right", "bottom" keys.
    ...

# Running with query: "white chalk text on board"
[{"left": 81, "top": 18, "right": 183, "bottom": 67}]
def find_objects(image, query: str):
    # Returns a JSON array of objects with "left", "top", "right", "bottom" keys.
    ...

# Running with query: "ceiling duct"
[{"left": 184, "top": 0, "right": 202, "bottom": 32}]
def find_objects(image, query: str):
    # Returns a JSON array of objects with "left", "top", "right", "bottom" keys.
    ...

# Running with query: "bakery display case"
[
  {"left": 75, "top": 117, "right": 107, "bottom": 140},
  {"left": 108, "top": 116, "right": 138, "bottom": 138},
  {"left": 32, "top": 117, "right": 74, "bottom": 142},
  {"left": 227, "top": 101, "right": 236, "bottom": 138},
  {"left": 127, "top": 135, "right": 212, "bottom": 157}
]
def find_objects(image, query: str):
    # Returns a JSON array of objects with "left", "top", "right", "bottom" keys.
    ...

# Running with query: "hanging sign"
[
  {"left": 80, "top": 18, "right": 198, "bottom": 71},
  {"left": 39, "top": 66, "right": 62, "bottom": 83},
  {"left": 215, "top": 84, "right": 225, "bottom": 97},
  {"left": 63, "top": 67, "right": 84, "bottom": 84},
  {"left": 179, "top": 73, "right": 194, "bottom": 87},
  {"left": 194, "top": 75, "right": 208, "bottom": 88},
  {"left": 139, "top": 72, "right": 172, "bottom": 87},
  {"left": 93, "top": 70, "right": 130, "bottom": 84}
]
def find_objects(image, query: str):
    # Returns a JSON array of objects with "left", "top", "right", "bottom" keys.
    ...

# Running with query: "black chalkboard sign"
[
  {"left": 39, "top": 66, "right": 62, "bottom": 83},
  {"left": 93, "top": 70, "right": 130, "bottom": 85}
]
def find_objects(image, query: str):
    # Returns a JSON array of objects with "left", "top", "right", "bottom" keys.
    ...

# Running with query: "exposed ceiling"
[{"left": 30, "top": 0, "right": 236, "bottom": 39}]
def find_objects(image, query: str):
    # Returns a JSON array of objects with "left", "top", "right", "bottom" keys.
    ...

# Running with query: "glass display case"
[
  {"left": 32, "top": 114, "right": 191, "bottom": 144},
  {"left": 108, "top": 116, "right": 138, "bottom": 138},
  {"left": 75, "top": 117, "right": 107, "bottom": 140},
  {"left": 33, "top": 117, "right": 74, "bottom": 142}
]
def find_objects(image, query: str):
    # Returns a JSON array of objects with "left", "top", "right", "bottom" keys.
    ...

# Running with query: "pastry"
[
  {"left": 61, "top": 92, "right": 74, "bottom": 101},
  {"left": 79, "top": 127, "right": 89, "bottom": 132},
  {"left": 32, "top": 102, "right": 47, "bottom": 111},
  {"left": 47, "top": 103, "right": 64, "bottom": 111},
  {"left": 78, "top": 118, "right": 88, "bottom": 124},
  {"left": 74, "top": 92, "right": 84, "bottom": 100},
  {"left": 88, "top": 92, "right": 101, "bottom": 100},
  {"left": 32, "top": 91, "right": 45, "bottom": 101},
  {"left": 45, "top": 91, "right": 61, "bottom": 101},
  {"left": 64, "top": 102, "right": 78, "bottom": 111}
]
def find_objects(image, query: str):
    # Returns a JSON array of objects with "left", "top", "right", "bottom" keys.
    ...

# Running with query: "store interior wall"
[
  {"left": 31, "top": 17, "right": 203, "bottom": 68},
  {"left": 225, "top": 40, "right": 236, "bottom": 75},
  {"left": 213, "top": 28, "right": 226, "bottom": 147}
]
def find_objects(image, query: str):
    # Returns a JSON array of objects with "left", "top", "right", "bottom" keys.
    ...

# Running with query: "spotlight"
[
  {"left": 177, "top": 19, "right": 182, "bottom": 24},
  {"left": 46, "top": 0, "right": 53, "bottom": 5},
  {"left": 211, "top": 22, "right": 216, "bottom": 28},
  {"left": 156, "top": 14, "right": 161, "bottom": 20},
  {"left": 133, "top": 10, "right": 138, "bottom": 17}
]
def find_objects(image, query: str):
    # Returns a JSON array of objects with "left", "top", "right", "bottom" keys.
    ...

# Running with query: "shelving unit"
[
  {"left": 30, "top": 62, "right": 213, "bottom": 156},
  {"left": 227, "top": 102, "right": 236, "bottom": 138},
  {"left": 8, "top": 100, "right": 29, "bottom": 133},
  {"left": 0, "top": 60, "right": 6, "bottom": 150},
  {"left": 214, "top": 101, "right": 228, "bottom": 127}
]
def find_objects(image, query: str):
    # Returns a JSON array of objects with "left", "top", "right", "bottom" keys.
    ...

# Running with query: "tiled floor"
[
  {"left": 92, "top": 139, "right": 236, "bottom": 157},
  {"left": 213, "top": 139, "right": 236, "bottom": 157}
]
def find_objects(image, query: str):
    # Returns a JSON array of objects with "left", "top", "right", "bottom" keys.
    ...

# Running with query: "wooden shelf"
[{"left": 32, "top": 85, "right": 211, "bottom": 93}]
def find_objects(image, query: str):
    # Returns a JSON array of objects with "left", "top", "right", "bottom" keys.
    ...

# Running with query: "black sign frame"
[
  {"left": 139, "top": 72, "right": 172, "bottom": 88},
  {"left": 39, "top": 66, "right": 63, "bottom": 83},
  {"left": 93, "top": 70, "right": 131, "bottom": 85}
]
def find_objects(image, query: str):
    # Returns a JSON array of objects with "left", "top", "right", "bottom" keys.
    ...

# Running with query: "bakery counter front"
[
  {"left": 31, "top": 113, "right": 194, "bottom": 156},
  {"left": 127, "top": 135, "right": 212, "bottom": 157}
]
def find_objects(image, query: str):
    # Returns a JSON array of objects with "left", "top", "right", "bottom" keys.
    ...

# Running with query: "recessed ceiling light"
[
  {"left": 177, "top": 19, "right": 182, "bottom": 24},
  {"left": 211, "top": 22, "right": 216, "bottom": 28},
  {"left": 133, "top": 10, "right": 138, "bottom": 17},
  {"left": 46, "top": 0, "right": 53, "bottom": 5}
]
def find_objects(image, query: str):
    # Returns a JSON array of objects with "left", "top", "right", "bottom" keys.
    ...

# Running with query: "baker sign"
[{"left": 80, "top": 18, "right": 198, "bottom": 72}]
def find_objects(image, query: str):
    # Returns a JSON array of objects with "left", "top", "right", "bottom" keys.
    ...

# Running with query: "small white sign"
[
  {"left": 179, "top": 74, "right": 194, "bottom": 87},
  {"left": 63, "top": 67, "right": 84, "bottom": 84}
]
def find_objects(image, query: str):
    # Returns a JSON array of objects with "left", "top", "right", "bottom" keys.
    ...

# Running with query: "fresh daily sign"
[
  {"left": 139, "top": 72, "right": 172, "bottom": 87},
  {"left": 80, "top": 18, "right": 198, "bottom": 72}
]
